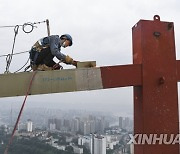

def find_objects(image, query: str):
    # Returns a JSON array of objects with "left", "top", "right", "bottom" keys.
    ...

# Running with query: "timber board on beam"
[
  {"left": 0, "top": 68, "right": 103, "bottom": 98},
  {"left": 0, "top": 64, "right": 142, "bottom": 98}
]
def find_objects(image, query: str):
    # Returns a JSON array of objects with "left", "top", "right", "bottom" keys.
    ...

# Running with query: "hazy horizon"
[{"left": 0, "top": 0, "right": 180, "bottom": 120}]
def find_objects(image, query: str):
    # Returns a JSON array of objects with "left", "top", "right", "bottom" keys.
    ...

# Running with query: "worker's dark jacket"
[{"left": 30, "top": 35, "right": 66, "bottom": 67}]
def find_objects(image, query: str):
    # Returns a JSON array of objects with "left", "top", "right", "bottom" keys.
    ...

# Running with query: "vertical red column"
[{"left": 133, "top": 15, "right": 179, "bottom": 154}]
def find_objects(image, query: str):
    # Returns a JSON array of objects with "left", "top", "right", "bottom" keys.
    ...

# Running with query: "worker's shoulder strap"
[{"left": 32, "top": 37, "right": 50, "bottom": 52}]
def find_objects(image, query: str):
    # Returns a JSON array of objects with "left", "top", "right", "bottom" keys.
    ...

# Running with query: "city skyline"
[
  {"left": 0, "top": 107, "right": 132, "bottom": 128},
  {"left": 0, "top": 107, "right": 133, "bottom": 153}
]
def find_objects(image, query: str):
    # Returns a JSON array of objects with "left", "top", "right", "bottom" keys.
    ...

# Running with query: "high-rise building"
[
  {"left": 18, "top": 122, "right": 26, "bottom": 131},
  {"left": 124, "top": 117, "right": 130, "bottom": 129},
  {"left": 119, "top": 117, "right": 123, "bottom": 129},
  {"left": 48, "top": 119, "right": 55, "bottom": 130},
  {"left": 80, "top": 121, "right": 91, "bottom": 135},
  {"left": 55, "top": 119, "right": 62, "bottom": 130},
  {"left": 93, "top": 135, "right": 106, "bottom": 154},
  {"left": 78, "top": 136, "right": 92, "bottom": 151},
  {"left": 86, "top": 122, "right": 91, "bottom": 135},
  {"left": 48, "top": 118, "right": 63, "bottom": 131},
  {"left": 27, "top": 119, "right": 33, "bottom": 132},
  {"left": 63, "top": 119, "right": 71, "bottom": 131},
  {"left": 130, "top": 143, "right": 134, "bottom": 154},
  {"left": 71, "top": 118, "right": 80, "bottom": 133},
  {"left": 90, "top": 120, "right": 96, "bottom": 134},
  {"left": 78, "top": 137, "right": 84, "bottom": 145},
  {"left": 95, "top": 118, "right": 105, "bottom": 134},
  {"left": 49, "top": 123, "right": 56, "bottom": 130}
]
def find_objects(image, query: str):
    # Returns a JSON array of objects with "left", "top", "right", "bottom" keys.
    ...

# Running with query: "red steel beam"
[
  {"left": 176, "top": 60, "right": 180, "bottom": 81},
  {"left": 133, "top": 15, "right": 179, "bottom": 154},
  {"left": 100, "top": 64, "right": 142, "bottom": 89}
]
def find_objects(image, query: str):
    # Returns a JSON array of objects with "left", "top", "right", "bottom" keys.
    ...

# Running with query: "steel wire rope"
[
  {"left": 0, "top": 20, "right": 46, "bottom": 32},
  {"left": 4, "top": 23, "right": 33, "bottom": 73},
  {"left": 0, "top": 51, "right": 31, "bottom": 73},
  {"left": 0, "top": 50, "right": 29, "bottom": 58},
  {"left": 13, "top": 57, "right": 30, "bottom": 73},
  {"left": 0, "top": 20, "right": 46, "bottom": 73},
  {"left": 4, "top": 25, "right": 19, "bottom": 73}
]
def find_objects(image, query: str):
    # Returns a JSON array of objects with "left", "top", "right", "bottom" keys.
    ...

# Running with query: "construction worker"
[{"left": 29, "top": 34, "right": 78, "bottom": 71}]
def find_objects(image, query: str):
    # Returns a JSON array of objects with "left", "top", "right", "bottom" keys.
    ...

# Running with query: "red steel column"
[{"left": 133, "top": 15, "right": 179, "bottom": 154}]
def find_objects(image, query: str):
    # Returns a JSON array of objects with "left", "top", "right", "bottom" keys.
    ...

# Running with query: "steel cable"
[
  {"left": 4, "top": 25, "right": 19, "bottom": 73},
  {"left": 0, "top": 20, "right": 46, "bottom": 73}
]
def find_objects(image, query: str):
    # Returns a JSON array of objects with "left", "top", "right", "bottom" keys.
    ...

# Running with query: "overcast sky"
[{"left": 0, "top": 0, "right": 180, "bottom": 117}]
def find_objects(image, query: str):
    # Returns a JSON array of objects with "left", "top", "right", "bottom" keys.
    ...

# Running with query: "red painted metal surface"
[
  {"left": 176, "top": 60, "right": 180, "bottom": 81},
  {"left": 100, "top": 64, "right": 142, "bottom": 89},
  {"left": 133, "top": 15, "right": 179, "bottom": 154}
]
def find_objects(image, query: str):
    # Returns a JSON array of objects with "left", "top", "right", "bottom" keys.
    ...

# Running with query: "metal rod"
[{"left": 46, "top": 19, "right": 50, "bottom": 36}]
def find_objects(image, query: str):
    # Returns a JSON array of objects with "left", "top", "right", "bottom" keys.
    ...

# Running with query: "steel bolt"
[{"left": 159, "top": 77, "right": 165, "bottom": 84}]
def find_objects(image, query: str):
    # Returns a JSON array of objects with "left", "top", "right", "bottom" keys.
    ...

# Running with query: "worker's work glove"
[
  {"left": 52, "top": 63, "right": 63, "bottom": 70},
  {"left": 72, "top": 60, "right": 78, "bottom": 67},
  {"left": 65, "top": 55, "right": 73, "bottom": 64}
]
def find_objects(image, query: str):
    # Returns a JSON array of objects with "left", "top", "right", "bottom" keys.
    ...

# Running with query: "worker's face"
[{"left": 62, "top": 40, "right": 71, "bottom": 48}]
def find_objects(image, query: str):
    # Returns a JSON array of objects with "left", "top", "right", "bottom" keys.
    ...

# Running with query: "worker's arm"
[
  {"left": 49, "top": 35, "right": 77, "bottom": 66},
  {"left": 49, "top": 35, "right": 66, "bottom": 61}
]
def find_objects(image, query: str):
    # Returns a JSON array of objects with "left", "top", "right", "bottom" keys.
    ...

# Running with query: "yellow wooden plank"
[
  {"left": 77, "top": 61, "right": 96, "bottom": 68},
  {"left": 0, "top": 67, "right": 103, "bottom": 98},
  {"left": 76, "top": 68, "right": 103, "bottom": 91}
]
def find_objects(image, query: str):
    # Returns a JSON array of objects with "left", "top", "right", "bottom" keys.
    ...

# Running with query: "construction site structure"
[{"left": 0, "top": 15, "right": 179, "bottom": 154}]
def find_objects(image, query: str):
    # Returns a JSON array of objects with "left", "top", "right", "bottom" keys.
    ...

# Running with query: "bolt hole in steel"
[
  {"left": 154, "top": 15, "right": 160, "bottom": 21},
  {"left": 159, "top": 77, "right": 165, "bottom": 85},
  {"left": 168, "top": 23, "right": 173, "bottom": 30},
  {"left": 153, "top": 32, "right": 161, "bottom": 37}
]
